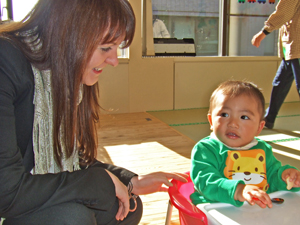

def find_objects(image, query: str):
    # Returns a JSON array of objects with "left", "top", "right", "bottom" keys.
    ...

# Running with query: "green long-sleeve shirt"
[{"left": 190, "top": 136, "right": 299, "bottom": 207}]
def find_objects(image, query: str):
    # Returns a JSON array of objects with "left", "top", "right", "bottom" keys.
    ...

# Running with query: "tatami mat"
[
  {"left": 148, "top": 108, "right": 210, "bottom": 142},
  {"left": 148, "top": 102, "right": 300, "bottom": 169}
]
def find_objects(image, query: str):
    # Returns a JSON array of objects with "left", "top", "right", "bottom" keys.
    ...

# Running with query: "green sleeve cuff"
[
  {"left": 279, "top": 165, "right": 300, "bottom": 192},
  {"left": 231, "top": 180, "right": 245, "bottom": 207},
  {"left": 269, "top": 165, "right": 300, "bottom": 192}
]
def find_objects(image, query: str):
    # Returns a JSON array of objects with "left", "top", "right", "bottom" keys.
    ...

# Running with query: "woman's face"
[{"left": 82, "top": 36, "right": 124, "bottom": 86}]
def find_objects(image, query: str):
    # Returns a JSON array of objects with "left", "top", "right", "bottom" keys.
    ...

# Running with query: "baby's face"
[{"left": 208, "top": 94, "right": 265, "bottom": 147}]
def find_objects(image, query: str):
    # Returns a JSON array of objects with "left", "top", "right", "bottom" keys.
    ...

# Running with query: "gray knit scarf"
[{"left": 31, "top": 65, "right": 81, "bottom": 174}]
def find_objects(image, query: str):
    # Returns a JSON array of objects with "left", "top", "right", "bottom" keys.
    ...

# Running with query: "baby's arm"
[
  {"left": 282, "top": 168, "right": 300, "bottom": 189},
  {"left": 234, "top": 183, "right": 273, "bottom": 208}
]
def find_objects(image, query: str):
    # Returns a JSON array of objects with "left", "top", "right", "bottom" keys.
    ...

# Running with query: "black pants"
[
  {"left": 265, "top": 58, "right": 300, "bottom": 123},
  {"left": 3, "top": 196, "right": 142, "bottom": 225}
]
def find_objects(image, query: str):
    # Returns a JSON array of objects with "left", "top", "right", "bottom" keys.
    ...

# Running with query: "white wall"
[{"left": 174, "top": 57, "right": 282, "bottom": 109}]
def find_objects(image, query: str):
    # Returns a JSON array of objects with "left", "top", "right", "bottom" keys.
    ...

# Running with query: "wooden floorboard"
[{"left": 97, "top": 112, "right": 196, "bottom": 225}]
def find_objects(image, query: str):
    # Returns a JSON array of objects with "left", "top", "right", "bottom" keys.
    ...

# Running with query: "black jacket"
[{"left": 0, "top": 38, "right": 136, "bottom": 219}]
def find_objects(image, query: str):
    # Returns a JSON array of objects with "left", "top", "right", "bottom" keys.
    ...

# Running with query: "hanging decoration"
[{"left": 238, "top": 0, "right": 276, "bottom": 3}]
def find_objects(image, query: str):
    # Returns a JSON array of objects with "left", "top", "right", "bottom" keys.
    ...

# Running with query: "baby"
[{"left": 190, "top": 80, "right": 300, "bottom": 208}]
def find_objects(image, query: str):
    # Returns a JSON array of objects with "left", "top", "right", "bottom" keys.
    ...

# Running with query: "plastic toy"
[{"left": 165, "top": 172, "right": 207, "bottom": 225}]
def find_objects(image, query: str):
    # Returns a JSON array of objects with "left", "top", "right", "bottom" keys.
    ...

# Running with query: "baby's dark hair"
[{"left": 209, "top": 80, "right": 265, "bottom": 120}]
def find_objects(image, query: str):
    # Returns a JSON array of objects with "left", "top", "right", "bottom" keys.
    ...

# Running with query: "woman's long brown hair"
[{"left": 0, "top": 0, "right": 136, "bottom": 168}]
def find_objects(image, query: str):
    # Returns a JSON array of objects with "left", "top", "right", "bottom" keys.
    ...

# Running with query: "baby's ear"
[
  {"left": 256, "top": 120, "right": 265, "bottom": 136},
  {"left": 207, "top": 114, "right": 213, "bottom": 130}
]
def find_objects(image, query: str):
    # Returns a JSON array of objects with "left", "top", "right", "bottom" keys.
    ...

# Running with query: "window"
[
  {"left": 151, "top": 0, "right": 219, "bottom": 56},
  {"left": 144, "top": 0, "right": 278, "bottom": 57},
  {"left": 12, "top": 0, "right": 39, "bottom": 21},
  {"left": 228, "top": 0, "right": 278, "bottom": 56},
  {"left": 1, "top": 0, "right": 10, "bottom": 22}
]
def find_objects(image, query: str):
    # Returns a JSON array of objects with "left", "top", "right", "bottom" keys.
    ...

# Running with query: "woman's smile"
[
  {"left": 82, "top": 36, "right": 124, "bottom": 86},
  {"left": 92, "top": 67, "right": 103, "bottom": 74}
]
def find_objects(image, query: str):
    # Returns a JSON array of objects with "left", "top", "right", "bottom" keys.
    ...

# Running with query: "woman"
[{"left": 0, "top": 0, "right": 187, "bottom": 224}]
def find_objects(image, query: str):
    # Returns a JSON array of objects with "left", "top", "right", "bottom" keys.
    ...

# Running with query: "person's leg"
[
  {"left": 3, "top": 202, "right": 97, "bottom": 225},
  {"left": 265, "top": 59, "right": 294, "bottom": 128},
  {"left": 3, "top": 196, "right": 143, "bottom": 225},
  {"left": 94, "top": 196, "right": 143, "bottom": 225},
  {"left": 290, "top": 58, "right": 300, "bottom": 96}
]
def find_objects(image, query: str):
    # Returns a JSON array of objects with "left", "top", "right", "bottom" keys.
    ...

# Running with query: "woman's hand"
[
  {"left": 130, "top": 172, "right": 188, "bottom": 195},
  {"left": 105, "top": 170, "right": 129, "bottom": 221}
]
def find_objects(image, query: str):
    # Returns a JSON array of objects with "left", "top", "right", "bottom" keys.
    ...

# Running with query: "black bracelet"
[
  {"left": 127, "top": 180, "right": 138, "bottom": 212},
  {"left": 128, "top": 180, "right": 133, "bottom": 196},
  {"left": 262, "top": 29, "right": 270, "bottom": 35}
]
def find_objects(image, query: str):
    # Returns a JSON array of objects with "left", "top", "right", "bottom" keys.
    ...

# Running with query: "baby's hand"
[
  {"left": 282, "top": 168, "right": 300, "bottom": 189},
  {"left": 235, "top": 184, "right": 272, "bottom": 208}
]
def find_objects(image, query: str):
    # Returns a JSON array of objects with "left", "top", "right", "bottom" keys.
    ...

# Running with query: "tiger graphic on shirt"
[{"left": 223, "top": 149, "right": 269, "bottom": 191}]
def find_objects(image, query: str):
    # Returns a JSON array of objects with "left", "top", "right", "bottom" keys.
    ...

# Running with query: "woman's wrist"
[
  {"left": 127, "top": 179, "right": 134, "bottom": 196},
  {"left": 261, "top": 28, "right": 270, "bottom": 35},
  {"left": 130, "top": 176, "right": 139, "bottom": 195},
  {"left": 128, "top": 177, "right": 139, "bottom": 212}
]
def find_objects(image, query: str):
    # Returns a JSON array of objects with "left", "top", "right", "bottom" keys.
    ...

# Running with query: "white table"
[{"left": 197, "top": 191, "right": 300, "bottom": 225}]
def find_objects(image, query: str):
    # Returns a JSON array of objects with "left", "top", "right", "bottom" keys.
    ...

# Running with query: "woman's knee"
[{"left": 53, "top": 203, "right": 97, "bottom": 225}]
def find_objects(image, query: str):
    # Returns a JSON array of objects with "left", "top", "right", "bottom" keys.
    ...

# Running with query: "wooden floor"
[{"left": 97, "top": 112, "right": 195, "bottom": 225}]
